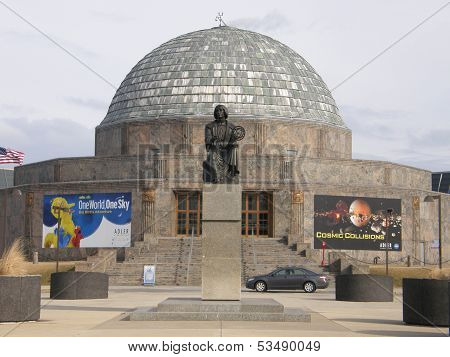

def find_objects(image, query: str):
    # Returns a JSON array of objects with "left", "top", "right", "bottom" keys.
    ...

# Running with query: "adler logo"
[{"left": 114, "top": 228, "right": 129, "bottom": 235}]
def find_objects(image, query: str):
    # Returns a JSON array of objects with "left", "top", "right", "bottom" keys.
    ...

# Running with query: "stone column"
[
  {"left": 255, "top": 123, "right": 267, "bottom": 154},
  {"left": 291, "top": 191, "right": 306, "bottom": 253},
  {"left": 182, "top": 122, "right": 193, "bottom": 154},
  {"left": 202, "top": 184, "right": 242, "bottom": 301},
  {"left": 142, "top": 190, "right": 156, "bottom": 242}
]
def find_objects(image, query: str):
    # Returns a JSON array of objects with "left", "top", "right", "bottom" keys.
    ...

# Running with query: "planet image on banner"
[{"left": 349, "top": 199, "right": 372, "bottom": 227}]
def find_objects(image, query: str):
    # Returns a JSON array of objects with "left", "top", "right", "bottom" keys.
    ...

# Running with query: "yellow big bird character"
[{"left": 43, "top": 197, "right": 78, "bottom": 248}]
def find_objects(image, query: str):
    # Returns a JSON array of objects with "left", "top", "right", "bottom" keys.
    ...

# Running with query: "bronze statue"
[{"left": 203, "top": 105, "right": 245, "bottom": 183}]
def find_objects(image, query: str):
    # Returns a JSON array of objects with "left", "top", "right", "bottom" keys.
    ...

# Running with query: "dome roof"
[{"left": 101, "top": 26, "right": 346, "bottom": 128}]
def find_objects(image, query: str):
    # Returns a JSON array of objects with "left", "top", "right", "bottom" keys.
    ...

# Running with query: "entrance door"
[
  {"left": 241, "top": 192, "right": 273, "bottom": 237},
  {"left": 176, "top": 191, "right": 202, "bottom": 237}
]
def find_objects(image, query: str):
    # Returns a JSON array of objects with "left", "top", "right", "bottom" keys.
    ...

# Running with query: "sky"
[{"left": 0, "top": 0, "right": 449, "bottom": 171}]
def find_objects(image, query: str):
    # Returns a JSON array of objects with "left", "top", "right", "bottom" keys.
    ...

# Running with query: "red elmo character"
[{"left": 70, "top": 226, "right": 83, "bottom": 248}]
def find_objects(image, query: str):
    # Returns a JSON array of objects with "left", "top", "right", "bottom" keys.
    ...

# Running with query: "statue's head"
[{"left": 214, "top": 105, "right": 228, "bottom": 122}]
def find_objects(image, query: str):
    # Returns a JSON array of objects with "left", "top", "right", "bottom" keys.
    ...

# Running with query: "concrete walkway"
[{"left": 0, "top": 286, "right": 447, "bottom": 337}]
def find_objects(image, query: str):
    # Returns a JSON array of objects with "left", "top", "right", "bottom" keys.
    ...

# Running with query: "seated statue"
[{"left": 203, "top": 105, "right": 245, "bottom": 183}]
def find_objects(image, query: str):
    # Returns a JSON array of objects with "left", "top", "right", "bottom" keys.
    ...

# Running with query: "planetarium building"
[{"left": 0, "top": 26, "right": 448, "bottom": 285}]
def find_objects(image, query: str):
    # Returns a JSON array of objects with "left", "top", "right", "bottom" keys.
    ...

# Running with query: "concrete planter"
[
  {"left": 50, "top": 272, "right": 108, "bottom": 300},
  {"left": 336, "top": 274, "right": 393, "bottom": 302},
  {"left": 0, "top": 275, "right": 41, "bottom": 322},
  {"left": 403, "top": 278, "right": 449, "bottom": 327}
]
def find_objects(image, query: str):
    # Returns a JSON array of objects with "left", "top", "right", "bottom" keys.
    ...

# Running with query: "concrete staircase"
[
  {"left": 77, "top": 237, "right": 323, "bottom": 286},
  {"left": 75, "top": 249, "right": 117, "bottom": 273},
  {"left": 107, "top": 238, "right": 202, "bottom": 286},
  {"left": 241, "top": 238, "right": 322, "bottom": 280}
]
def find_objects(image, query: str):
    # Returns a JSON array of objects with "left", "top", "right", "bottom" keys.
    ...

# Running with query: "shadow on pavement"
[
  {"left": 357, "top": 329, "right": 447, "bottom": 337},
  {"left": 42, "top": 305, "right": 133, "bottom": 312},
  {"left": 334, "top": 318, "right": 404, "bottom": 326}
]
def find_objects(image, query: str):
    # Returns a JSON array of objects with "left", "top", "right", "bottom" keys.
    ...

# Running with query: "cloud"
[
  {"left": 409, "top": 129, "right": 450, "bottom": 148},
  {"left": 340, "top": 105, "right": 410, "bottom": 140},
  {"left": 391, "top": 148, "right": 450, "bottom": 172},
  {"left": 65, "top": 97, "right": 109, "bottom": 111},
  {"left": 0, "top": 116, "right": 94, "bottom": 165},
  {"left": 340, "top": 105, "right": 450, "bottom": 171},
  {"left": 229, "top": 10, "right": 291, "bottom": 33}
]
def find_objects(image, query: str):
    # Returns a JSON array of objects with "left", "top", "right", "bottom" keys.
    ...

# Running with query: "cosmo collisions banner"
[
  {"left": 42, "top": 192, "right": 132, "bottom": 248},
  {"left": 314, "top": 195, "right": 402, "bottom": 251}
]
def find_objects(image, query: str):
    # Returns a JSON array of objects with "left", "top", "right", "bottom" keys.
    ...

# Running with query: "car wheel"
[
  {"left": 255, "top": 281, "right": 267, "bottom": 292},
  {"left": 303, "top": 281, "right": 316, "bottom": 293}
]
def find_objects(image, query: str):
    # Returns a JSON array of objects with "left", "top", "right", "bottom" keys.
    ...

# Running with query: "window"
[
  {"left": 176, "top": 191, "right": 201, "bottom": 237},
  {"left": 273, "top": 269, "right": 288, "bottom": 276},
  {"left": 273, "top": 269, "right": 294, "bottom": 276},
  {"left": 242, "top": 191, "right": 273, "bottom": 237},
  {"left": 293, "top": 268, "right": 306, "bottom": 276}
]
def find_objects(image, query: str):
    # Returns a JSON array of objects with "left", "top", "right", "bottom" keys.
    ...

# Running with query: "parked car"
[{"left": 245, "top": 267, "right": 329, "bottom": 293}]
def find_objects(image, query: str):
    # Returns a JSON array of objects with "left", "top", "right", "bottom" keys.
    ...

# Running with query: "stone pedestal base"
[
  {"left": 202, "top": 184, "right": 241, "bottom": 301},
  {"left": 126, "top": 297, "right": 311, "bottom": 322}
]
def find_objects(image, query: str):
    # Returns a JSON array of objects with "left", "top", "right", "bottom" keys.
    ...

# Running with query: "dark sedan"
[{"left": 245, "top": 267, "right": 329, "bottom": 293}]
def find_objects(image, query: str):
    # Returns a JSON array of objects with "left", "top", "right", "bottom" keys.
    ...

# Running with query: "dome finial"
[{"left": 215, "top": 12, "right": 227, "bottom": 27}]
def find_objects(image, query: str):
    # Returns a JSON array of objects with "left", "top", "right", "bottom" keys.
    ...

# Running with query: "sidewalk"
[{"left": 0, "top": 286, "right": 446, "bottom": 337}]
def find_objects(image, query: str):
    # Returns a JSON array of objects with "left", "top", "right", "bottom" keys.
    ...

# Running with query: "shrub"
[{"left": 0, "top": 239, "right": 27, "bottom": 276}]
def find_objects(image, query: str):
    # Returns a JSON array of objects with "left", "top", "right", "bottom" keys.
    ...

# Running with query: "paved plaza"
[{"left": 0, "top": 286, "right": 447, "bottom": 337}]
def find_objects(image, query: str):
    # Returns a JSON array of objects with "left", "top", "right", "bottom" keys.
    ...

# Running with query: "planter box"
[
  {"left": 336, "top": 274, "right": 393, "bottom": 302},
  {"left": 403, "top": 278, "right": 449, "bottom": 327},
  {"left": 0, "top": 275, "right": 41, "bottom": 322},
  {"left": 50, "top": 272, "right": 108, "bottom": 300}
]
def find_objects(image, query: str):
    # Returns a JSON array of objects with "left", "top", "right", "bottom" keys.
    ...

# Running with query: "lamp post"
[
  {"left": 321, "top": 241, "right": 326, "bottom": 267},
  {"left": 385, "top": 208, "right": 393, "bottom": 276},
  {"left": 424, "top": 195, "right": 442, "bottom": 269}
]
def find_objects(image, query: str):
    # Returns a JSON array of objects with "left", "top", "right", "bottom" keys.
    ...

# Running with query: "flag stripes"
[{"left": 0, "top": 147, "right": 24, "bottom": 165}]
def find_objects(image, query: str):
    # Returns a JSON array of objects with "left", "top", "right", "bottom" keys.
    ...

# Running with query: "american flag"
[{"left": 0, "top": 147, "right": 24, "bottom": 165}]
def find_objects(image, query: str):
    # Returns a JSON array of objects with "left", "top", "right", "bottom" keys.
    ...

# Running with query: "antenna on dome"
[{"left": 215, "top": 12, "right": 227, "bottom": 27}]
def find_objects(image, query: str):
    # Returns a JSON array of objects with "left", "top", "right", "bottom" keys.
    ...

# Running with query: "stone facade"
[{"left": 2, "top": 136, "right": 448, "bottom": 267}]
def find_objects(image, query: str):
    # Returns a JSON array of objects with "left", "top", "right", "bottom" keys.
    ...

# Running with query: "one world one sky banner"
[{"left": 42, "top": 192, "right": 132, "bottom": 248}]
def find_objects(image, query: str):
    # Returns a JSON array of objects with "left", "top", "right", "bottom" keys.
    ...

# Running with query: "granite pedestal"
[
  {"left": 125, "top": 185, "right": 312, "bottom": 322},
  {"left": 126, "top": 297, "right": 311, "bottom": 322},
  {"left": 202, "top": 184, "right": 241, "bottom": 301}
]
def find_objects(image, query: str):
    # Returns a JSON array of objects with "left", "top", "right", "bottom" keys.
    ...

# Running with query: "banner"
[
  {"left": 314, "top": 195, "right": 401, "bottom": 251},
  {"left": 42, "top": 192, "right": 132, "bottom": 248}
]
